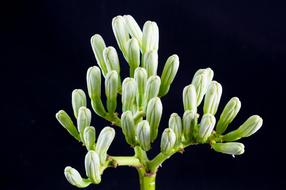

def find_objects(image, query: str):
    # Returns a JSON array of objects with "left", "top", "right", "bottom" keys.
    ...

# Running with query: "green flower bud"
[
  {"left": 136, "top": 120, "right": 151, "bottom": 151},
  {"left": 203, "top": 81, "right": 222, "bottom": 115},
  {"left": 159, "top": 54, "right": 179, "bottom": 96},
  {"left": 56, "top": 110, "right": 80, "bottom": 141},
  {"left": 182, "top": 109, "right": 198, "bottom": 142},
  {"left": 182, "top": 84, "right": 197, "bottom": 112},
  {"left": 105, "top": 71, "right": 118, "bottom": 114},
  {"left": 223, "top": 115, "right": 263, "bottom": 142},
  {"left": 85, "top": 151, "right": 101, "bottom": 184},
  {"left": 103, "top": 46, "right": 121, "bottom": 75},
  {"left": 77, "top": 107, "right": 92, "bottom": 141},
  {"left": 95, "top": 127, "right": 115, "bottom": 164},
  {"left": 124, "top": 15, "right": 143, "bottom": 45},
  {"left": 143, "top": 75, "right": 161, "bottom": 110},
  {"left": 134, "top": 67, "right": 147, "bottom": 110},
  {"left": 168, "top": 113, "right": 183, "bottom": 144},
  {"left": 112, "top": 16, "right": 129, "bottom": 56},
  {"left": 211, "top": 142, "right": 245, "bottom": 156},
  {"left": 72, "top": 89, "right": 86, "bottom": 118},
  {"left": 198, "top": 114, "right": 216, "bottom": 143},
  {"left": 122, "top": 77, "right": 137, "bottom": 112},
  {"left": 90, "top": 34, "right": 108, "bottom": 76},
  {"left": 146, "top": 97, "right": 163, "bottom": 142},
  {"left": 143, "top": 50, "right": 158, "bottom": 76},
  {"left": 142, "top": 21, "right": 159, "bottom": 53},
  {"left": 84, "top": 126, "right": 96, "bottom": 151},
  {"left": 160, "top": 128, "right": 176, "bottom": 155},
  {"left": 192, "top": 68, "right": 214, "bottom": 106},
  {"left": 216, "top": 97, "right": 241, "bottom": 134},
  {"left": 127, "top": 38, "right": 140, "bottom": 75},
  {"left": 64, "top": 166, "right": 91, "bottom": 188},
  {"left": 121, "top": 111, "right": 136, "bottom": 146},
  {"left": 86, "top": 66, "right": 107, "bottom": 117}
]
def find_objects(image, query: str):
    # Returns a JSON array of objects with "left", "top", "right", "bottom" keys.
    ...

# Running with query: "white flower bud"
[
  {"left": 160, "top": 128, "right": 176, "bottom": 155},
  {"left": 136, "top": 120, "right": 151, "bottom": 151},
  {"left": 127, "top": 38, "right": 140, "bottom": 74},
  {"left": 103, "top": 46, "right": 120, "bottom": 75},
  {"left": 77, "top": 107, "right": 92, "bottom": 141},
  {"left": 56, "top": 110, "right": 80, "bottom": 141},
  {"left": 182, "top": 84, "right": 197, "bottom": 112},
  {"left": 183, "top": 109, "right": 198, "bottom": 142},
  {"left": 211, "top": 142, "right": 245, "bottom": 156},
  {"left": 84, "top": 126, "right": 96, "bottom": 151},
  {"left": 143, "top": 50, "right": 158, "bottom": 77},
  {"left": 64, "top": 166, "right": 91, "bottom": 188},
  {"left": 85, "top": 151, "right": 101, "bottom": 184},
  {"left": 198, "top": 114, "right": 216, "bottom": 143},
  {"left": 134, "top": 67, "right": 147, "bottom": 110},
  {"left": 105, "top": 71, "right": 118, "bottom": 114},
  {"left": 72, "top": 89, "right": 86, "bottom": 118},
  {"left": 203, "top": 81, "right": 222, "bottom": 115},
  {"left": 142, "top": 21, "right": 159, "bottom": 53},
  {"left": 122, "top": 77, "right": 137, "bottom": 112},
  {"left": 121, "top": 111, "right": 136, "bottom": 146},
  {"left": 124, "top": 15, "right": 143, "bottom": 45},
  {"left": 95, "top": 127, "right": 115, "bottom": 164},
  {"left": 143, "top": 75, "right": 161, "bottom": 110},
  {"left": 168, "top": 113, "right": 183, "bottom": 144},
  {"left": 112, "top": 16, "right": 129, "bottom": 56}
]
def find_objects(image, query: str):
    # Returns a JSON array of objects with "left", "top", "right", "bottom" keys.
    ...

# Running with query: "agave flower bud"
[
  {"left": 64, "top": 166, "right": 91, "bottom": 188},
  {"left": 159, "top": 54, "right": 180, "bottom": 96},
  {"left": 223, "top": 115, "right": 263, "bottom": 142},
  {"left": 121, "top": 111, "right": 136, "bottom": 146},
  {"left": 95, "top": 127, "right": 115, "bottom": 164},
  {"left": 90, "top": 34, "right": 108, "bottom": 76},
  {"left": 127, "top": 38, "right": 140, "bottom": 74},
  {"left": 168, "top": 113, "right": 183, "bottom": 144},
  {"left": 142, "top": 21, "right": 159, "bottom": 53},
  {"left": 183, "top": 109, "right": 198, "bottom": 142},
  {"left": 198, "top": 114, "right": 216, "bottom": 143},
  {"left": 77, "top": 107, "right": 92, "bottom": 141},
  {"left": 124, "top": 15, "right": 143, "bottom": 45},
  {"left": 103, "top": 46, "right": 120, "bottom": 75},
  {"left": 203, "top": 81, "right": 222, "bottom": 115},
  {"left": 211, "top": 142, "right": 245, "bottom": 156},
  {"left": 136, "top": 120, "right": 151, "bottom": 151},
  {"left": 143, "top": 51, "right": 158, "bottom": 76},
  {"left": 84, "top": 126, "right": 96, "bottom": 151},
  {"left": 146, "top": 97, "right": 163, "bottom": 142},
  {"left": 122, "top": 77, "right": 137, "bottom": 112},
  {"left": 85, "top": 151, "right": 101, "bottom": 184},
  {"left": 192, "top": 68, "right": 214, "bottom": 106},
  {"left": 86, "top": 66, "right": 107, "bottom": 117},
  {"left": 160, "top": 128, "right": 176, "bottom": 155},
  {"left": 216, "top": 97, "right": 241, "bottom": 134},
  {"left": 182, "top": 84, "right": 197, "bottom": 112},
  {"left": 56, "top": 110, "right": 80, "bottom": 141},
  {"left": 112, "top": 16, "right": 129, "bottom": 56},
  {"left": 105, "top": 71, "right": 118, "bottom": 114},
  {"left": 134, "top": 67, "right": 147, "bottom": 109},
  {"left": 143, "top": 75, "right": 161, "bottom": 109},
  {"left": 72, "top": 89, "right": 87, "bottom": 118}
]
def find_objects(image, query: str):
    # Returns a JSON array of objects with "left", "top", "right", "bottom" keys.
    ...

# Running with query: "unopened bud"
[
  {"left": 95, "top": 127, "right": 115, "bottom": 164},
  {"left": 136, "top": 120, "right": 151, "bottom": 151},
  {"left": 203, "top": 81, "right": 222, "bottom": 115},
  {"left": 105, "top": 71, "right": 118, "bottom": 114},
  {"left": 77, "top": 107, "right": 92, "bottom": 141},
  {"left": 85, "top": 151, "right": 101, "bottom": 184},
  {"left": 160, "top": 128, "right": 176, "bottom": 155},
  {"left": 159, "top": 54, "right": 179, "bottom": 96},
  {"left": 182, "top": 84, "right": 197, "bottom": 112},
  {"left": 84, "top": 126, "right": 96, "bottom": 151},
  {"left": 134, "top": 67, "right": 147, "bottom": 109},
  {"left": 56, "top": 110, "right": 80, "bottom": 141},
  {"left": 183, "top": 109, "right": 198, "bottom": 142},
  {"left": 168, "top": 113, "right": 183, "bottom": 144},
  {"left": 103, "top": 46, "right": 120, "bottom": 75},
  {"left": 122, "top": 78, "right": 137, "bottom": 112},
  {"left": 211, "top": 142, "right": 245, "bottom": 156},
  {"left": 121, "top": 111, "right": 136, "bottom": 146},
  {"left": 127, "top": 38, "right": 140, "bottom": 73},
  {"left": 124, "top": 15, "right": 143, "bottom": 45},
  {"left": 72, "top": 89, "right": 86, "bottom": 118},
  {"left": 64, "top": 166, "right": 91, "bottom": 188},
  {"left": 143, "top": 75, "right": 161, "bottom": 110},
  {"left": 112, "top": 16, "right": 129, "bottom": 56},
  {"left": 142, "top": 21, "right": 159, "bottom": 53},
  {"left": 143, "top": 50, "right": 158, "bottom": 76},
  {"left": 198, "top": 114, "right": 216, "bottom": 143}
]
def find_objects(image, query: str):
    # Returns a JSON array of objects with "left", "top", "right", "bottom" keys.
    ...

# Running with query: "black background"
[{"left": 2, "top": 0, "right": 286, "bottom": 190}]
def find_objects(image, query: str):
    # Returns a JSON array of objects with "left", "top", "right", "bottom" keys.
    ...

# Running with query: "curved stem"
[
  {"left": 134, "top": 146, "right": 149, "bottom": 167},
  {"left": 109, "top": 156, "right": 142, "bottom": 167}
]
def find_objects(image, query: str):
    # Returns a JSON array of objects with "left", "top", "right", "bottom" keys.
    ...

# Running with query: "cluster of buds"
[{"left": 56, "top": 15, "right": 263, "bottom": 189}]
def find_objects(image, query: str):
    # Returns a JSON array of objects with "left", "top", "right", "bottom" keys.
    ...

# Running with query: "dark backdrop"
[{"left": 2, "top": 0, "right": 286, "bottom": 190}]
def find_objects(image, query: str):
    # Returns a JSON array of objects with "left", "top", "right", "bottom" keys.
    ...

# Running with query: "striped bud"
[
  {"left": 95, "top": 127, "right": 115, "bottom": 164},
  {"left": 203, "top": 81, "right": 222, "bottom": 115},
  {"left": 136, "top": 120, "right": 151, "bottom": 151},
  {"left": 85, "top": 151, "right": 101, "bottom": 184},
  {"left": 105, "top": 71, "right": 118, "bottom": 114},
  {"left": 56, "top": 110, "right": 80, "bottom": 141},
  {"left": 72, "top": 89, "right": 86, "bottom": 118},
  {"left": 127, "top": 38, "right": 140, "bottom": 76},
  {"left": 143, "top": 76, "right": 161, "bottom": 110},
  {"left": 64, "top": 166, "right": 91, "bottom": 188},
  {"left": 112, "top": 16, "right": 129, "bottom": 56},
  {"left": 168, "top": 113, "right": 183, "bottom": 144},
  {"left": 159, "top": 54, "right": 179, "bottom": 96},
  {"left": 90, "top": 34, "right": 108, "bottom": 76},
  {"left": 134, "top": 67, "right": 147, "bottom": 110},
  {"left": 142, "top": 21, "right": 159, "bottom": 53},
  {"left": 183, "top": 109, "right": 198, "bottom": 142},
  {"left": 192, "top": 68, "right": 214, "bottom": 106},
  {"left": 216, "top": 97, "right": 241, "bottom": 134},
  {"left": 121, "top": 111, "right": 136, "bottom": 146},
  {"left": 223, "top": 115, "right": 263, "bottom": 142},
  {"left": 198, "top": 114, "right": 216, "bottom": 143},
  {"left": 122, "top": 78, "right": 137, "bottom": 112},
  {"left": 143, "top": 50, "right": 158, "bottom": 76},
  {"left": 84, "top": 126, "right": 96, "bottom": 151},
  {"left": 103, "top": 46, "right": 120, "bottom": 75},
  {"left": 124, "top": 15, "right": 143, "bottom": 45},
  {"left": 86, "top": 66, "right": 107, "bottom": 117},
  {"left": 211, "top": 142, "right": 245, "bottom": 156},
  {"left": 146, "top": 97, "right": 163, "bottom": 142},
  {"left": 182, "top": 84, "right": 197, "bottom": 112},
  {"left": 77, "top": 107, "right": 92, "bottom": 141},
  {"left": 160, "top": 128, "right": 176, "bottom": 155}
]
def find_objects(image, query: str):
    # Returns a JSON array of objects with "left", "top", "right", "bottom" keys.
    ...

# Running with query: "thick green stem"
[
  {"left": 134, "top": 146, "right": 149, "bottom": 166},
  {"left": 137, "top": 169, "right": 156, "bottom": 190}
]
